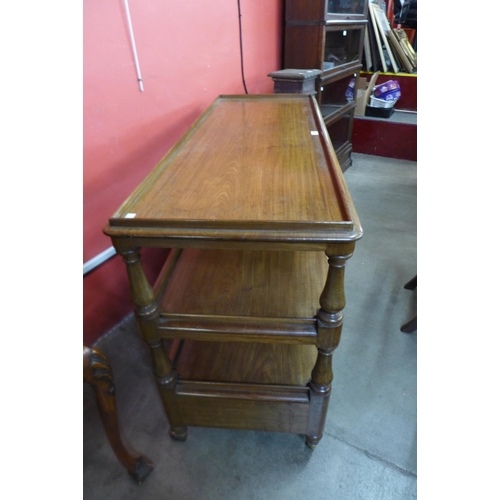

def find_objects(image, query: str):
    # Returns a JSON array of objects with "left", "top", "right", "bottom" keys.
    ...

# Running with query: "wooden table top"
[{"left": 104, "top": 94, "right": 362, "bottom": 246}]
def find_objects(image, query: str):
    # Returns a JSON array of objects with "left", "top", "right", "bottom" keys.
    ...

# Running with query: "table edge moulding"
[{"left": 103, "top": 93, "right": 363, "bottom": 449}]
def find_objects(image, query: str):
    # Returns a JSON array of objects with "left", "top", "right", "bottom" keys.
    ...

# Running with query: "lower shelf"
[
  {"left": 173, "top": 340, "right": 317, "bottom": 386},
  {"left": 321, "top": 101, "right": 356, "bottom": 127},
  {"left": 166, "top": 339, "right": 318, "bottom": 434},
  {"left": 174, "top": 381, "right": 311, "bottom": 433}
]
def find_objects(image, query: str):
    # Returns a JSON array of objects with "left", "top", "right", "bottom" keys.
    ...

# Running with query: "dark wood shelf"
[
  {"left": 157, "top": 248, "right": 328, "bottom": 344},
  {"left": 321, "top": 101, "right": 356, "bottom": 126},
  {"left": 320, "top": 63, "right": 363, "bottom": 85}
]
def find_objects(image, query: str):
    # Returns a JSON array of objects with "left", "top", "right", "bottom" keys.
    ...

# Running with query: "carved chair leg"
[{"left": 83, "top": 345, "right": 154, "bottom": 484}]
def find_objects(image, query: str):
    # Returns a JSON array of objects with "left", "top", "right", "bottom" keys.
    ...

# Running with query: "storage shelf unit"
[
  {"left": 283, "top": 0, "right": 368, "bottom": 171},
  {"left": 104, "top": 94, "right": 363, "bottom": 449}
]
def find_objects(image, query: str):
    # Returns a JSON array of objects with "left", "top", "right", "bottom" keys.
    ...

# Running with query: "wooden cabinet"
[
  {"left": 283, "top": 0, "right": 368, "bottom": 172},
  {"left": 104, "top": 94, "right": 362, "bottom": 449}
]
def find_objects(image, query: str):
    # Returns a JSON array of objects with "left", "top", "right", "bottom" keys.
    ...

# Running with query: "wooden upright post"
[{"left": 306, "top": 243, "right": 354, "bottom": 448}]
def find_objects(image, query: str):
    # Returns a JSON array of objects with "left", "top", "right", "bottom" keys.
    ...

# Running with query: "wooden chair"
[
  {"left": 400, "top": 276, "right": 417, "bottom": 333},
  {"left": 83, "top": 345, "right": 154, "bottom": 484}
]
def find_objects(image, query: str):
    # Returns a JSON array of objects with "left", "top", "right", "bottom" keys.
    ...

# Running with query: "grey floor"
[{"left": 83, "top": 153, "right": 417, "bottom": 499}]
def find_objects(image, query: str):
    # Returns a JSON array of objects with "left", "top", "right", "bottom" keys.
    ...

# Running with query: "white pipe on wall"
[
  {"left": 83, "top": 246, "right": 117, "bottom": 275},
  {"left": 123, "top": 0, "right": 144, "bottom": 92}
]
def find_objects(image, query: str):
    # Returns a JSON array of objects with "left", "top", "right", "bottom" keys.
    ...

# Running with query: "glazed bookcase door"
[
  {"left": 326, "top": 0, "right": 368, "bottom": 21},
  {"left": 322, "top": 25, "right": 364, "bottom": 75}
]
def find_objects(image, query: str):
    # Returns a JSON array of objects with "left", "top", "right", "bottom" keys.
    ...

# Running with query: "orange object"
[
  {"left": 387, "top": 0, "right": 395, "bottom": 25},
  {"left": 403, "top": 28, "right": 416, "bottom": 45}
]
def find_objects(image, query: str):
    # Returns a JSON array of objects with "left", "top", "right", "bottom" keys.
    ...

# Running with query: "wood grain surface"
[
  {"left": 160, "top": 248, "right": 328, "bottom": 318},
  {"left": 107, "top": 95, "right": 353, "bottom": 233},
  {"left": 175, "top": 340, "right": 317, "bottom": 387},
  {"left": 173, "top": 390, "right": 310, "bottom": 434}
]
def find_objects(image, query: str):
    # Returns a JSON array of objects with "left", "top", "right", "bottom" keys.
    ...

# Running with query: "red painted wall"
[{"left": 84, "top": 0, "right": 284, "bottom": 345}]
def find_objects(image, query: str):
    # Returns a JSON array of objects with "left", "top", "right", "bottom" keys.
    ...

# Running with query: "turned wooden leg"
[
  {"left": 115, "top": 243, "right": 187, "bottom": 441},
  {"left": 306, "top": 347, "right": 333, "bottom": 450},
  {"left": 169, "top": 426, "right": 188, "bottom": 441},
  {"left": 306, "top": 245, "right": 354, "bottom": 449},
  {"left": 83, "top": 345, "right": 154, "bottom": 484}
]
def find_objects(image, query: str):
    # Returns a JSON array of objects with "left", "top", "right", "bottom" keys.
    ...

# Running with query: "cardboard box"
[{"left": 354, "top": 72, "right": 379, "bottom": 116}]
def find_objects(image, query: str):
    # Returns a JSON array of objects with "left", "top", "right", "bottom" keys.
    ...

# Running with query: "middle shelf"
[{"left": 155, "top": 248, "right": 329, "bottom": 344}]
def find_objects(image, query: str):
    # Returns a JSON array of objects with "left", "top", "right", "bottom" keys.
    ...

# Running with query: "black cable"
[{"left": 237, "top": 0, "right": 249, "bottom": 94}]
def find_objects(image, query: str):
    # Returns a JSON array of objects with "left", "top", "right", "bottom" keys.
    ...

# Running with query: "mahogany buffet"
[{"left": 103, "top": 94, "right": 363, "bottom": 449}]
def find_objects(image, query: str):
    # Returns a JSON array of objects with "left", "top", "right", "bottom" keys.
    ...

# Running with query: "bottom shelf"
[
  {"left": 157, "top": 335, "right": 336, "bottom": 440},
  {"left": 174, "top": 381, "right": 311, "bottom": 434},
  {"left": 173, "top": 340, "right": 317, "bottom": 387},
  {"left": 166, "top": 340, "right": 319, "bottom": 434}
]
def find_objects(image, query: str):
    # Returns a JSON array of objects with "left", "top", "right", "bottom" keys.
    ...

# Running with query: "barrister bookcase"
[{"left": 283, "top": 0, "right": 368, "bottom": 171}]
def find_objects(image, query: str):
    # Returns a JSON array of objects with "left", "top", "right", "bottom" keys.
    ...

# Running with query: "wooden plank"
[
  {"left": 159, "top": 313, "right": 317, "bottom": 344},
  {"left": 174, "top": 387, "right": 310, "bottom": 434},
  {"left": 176, "top": 381, "right": 310, "bottom": 403}
]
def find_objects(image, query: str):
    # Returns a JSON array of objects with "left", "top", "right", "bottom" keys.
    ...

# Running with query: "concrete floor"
[{"left": 83, "top": 152, "right": 417, "bottom": 499}]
